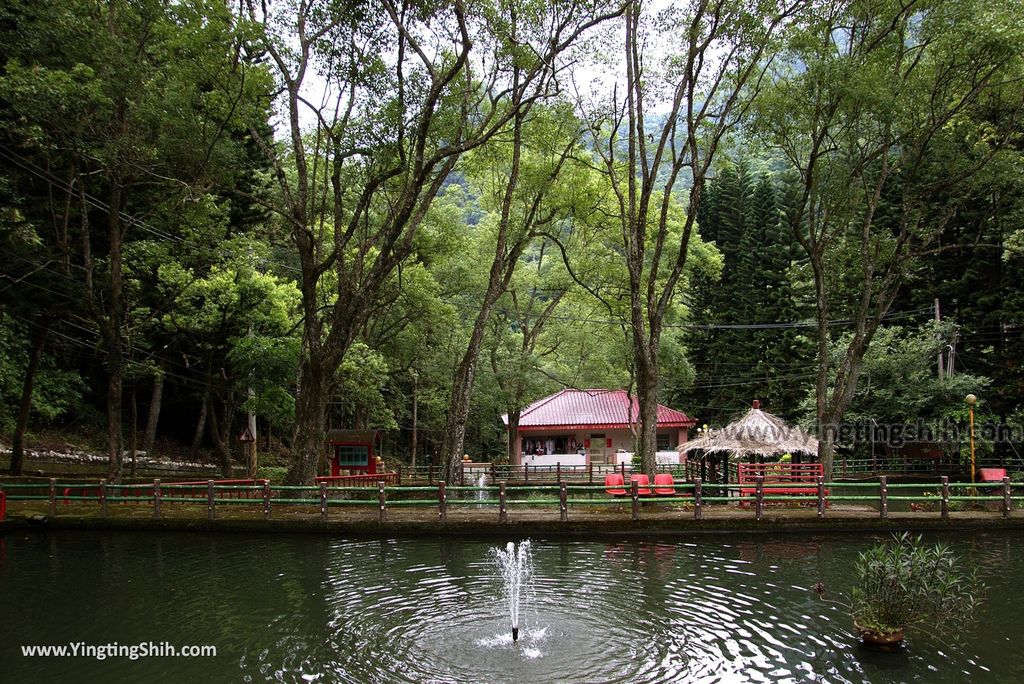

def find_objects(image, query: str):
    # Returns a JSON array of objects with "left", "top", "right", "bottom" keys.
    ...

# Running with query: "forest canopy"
[{"left": 1, "top": 0, "right": 1022, "bottom": 482}]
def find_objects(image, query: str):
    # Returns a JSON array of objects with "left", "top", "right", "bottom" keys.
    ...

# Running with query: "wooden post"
[
  {"left": 524, "top": 464, "right": 529, "bottom": 484},
  {"left": 559, "top": 483, "right": 568, "bottom": 522},
  {"left": 262, "top": 480, "right": 271, "bottom": 519},
  {"left": 879, "top": 476, "right": 888, "bottom": 519},
  {"left": 100, "top": 479, "right": 108, "bottom": 517},
  {"left": 557, "top": 462, "right": 561, "bottom": 484},
  {"left": 48, "top": 478, "right": 56, "bottom": 516},
  {"left": 397, "top": 464, "right": 402, "bottom": 486},
  {"left": 620, "top": 462, "right": 626, "bottom": 481},
  {"left": 153, "top": 479, "right": 162, "bottom": 518},
  {"left": 816, "top": 476, "right": 825, "bottom": 518},
  {"left": 631, "top": 478, "right": 639, "bottom": 522},
  {"left": 694, "top": 477, "right": 703, "bottom": 520},
  {"left": 438, "top": 481, "right": 447, "bottom": 522},
  {"left": 1003, "top": 476, "right": 1012, "bottom": 519},
  {"left": 207, "top": 479, "right": 215, "bottom": 520},
  {"left": 460, "top": 461, "right": 465, "bottom": 486},
  {"left": 755, "top": 475, "right": 764, "bottom": 521},
  {"left": 319, "top": 482, "right": 328, "bottom": 521},
  {"left": 723, "top": 454, "right": 730, "bottom": 501},
  {"left": 490, "top": 462, "right": 496, "bottom": 483},
  {"left": 499, "top": 482, "right": 507, "bottom": 523},
  {"left": 941, "top": 476, "right": 950, "bottom": 519},
  {"left": 378, "top": 482, "right": 386, "bottom": 523},
  {"left": 428, "top": 463, "right": 434, "bottom": 485},
  {"left": 588, "top": 462, "right": 594, "bottom": 486}
]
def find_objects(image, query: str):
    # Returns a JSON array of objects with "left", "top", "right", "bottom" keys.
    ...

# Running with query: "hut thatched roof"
[{"left": 680, "top": 400, "right": 818, "bottom": 459}]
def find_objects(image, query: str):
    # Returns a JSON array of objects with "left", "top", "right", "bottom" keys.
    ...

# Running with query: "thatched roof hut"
[{"left": 680, "top": 400, "right": 819, "bottom": 460}]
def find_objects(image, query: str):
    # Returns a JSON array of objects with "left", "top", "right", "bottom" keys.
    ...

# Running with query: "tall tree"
[
  {"left": 1, "top": 0, "right": 269, "bottom": 479},
  {"left": 243, "top": 0, "right": 623, "bottom": 483},
  {"left": 438, "top": 103, "right": 583, "bottom": 482},
  {"left": 752, "top": 0, "right": 1024, "bottom": 476},
  {"left": 486, "top": 239, "right": 573, "bottom": 464},
  {"left": 586, "top": 0, "right": 800, "bottom": 475}
]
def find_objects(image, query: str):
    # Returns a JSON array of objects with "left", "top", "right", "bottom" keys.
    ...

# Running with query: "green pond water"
[{"left": 0, "top": 530, "right": 1021, "bottom": 683}]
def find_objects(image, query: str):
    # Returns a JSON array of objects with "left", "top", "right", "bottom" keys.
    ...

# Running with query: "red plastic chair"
[
  {"left": 630, "top": 473, "right": 652, "bottom": 496},
  {"left": 653, "top": 473, "right": 676, "bottom": 496},
  {"left": 605, "top": 473, "right": 627, "bottom": 496}
]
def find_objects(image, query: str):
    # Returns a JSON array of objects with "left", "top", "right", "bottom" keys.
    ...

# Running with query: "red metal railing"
[
  {"left": 0, "top": 490, "right": 6, "bottom": 520},
  {"left": 737, "top": 462, "right": 824, "bottom": 497},
  {"left": 315, "top": 473, "right": 399, "bottom": 487}
]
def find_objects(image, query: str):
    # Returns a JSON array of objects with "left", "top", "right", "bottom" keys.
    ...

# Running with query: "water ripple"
[{"left": 0, "top": 532, "right": 1019, "bottom": 683}]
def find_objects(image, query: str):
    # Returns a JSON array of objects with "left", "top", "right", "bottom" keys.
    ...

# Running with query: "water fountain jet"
[{"left": 494, "top": 540, "right": 532, "bottom": 643}]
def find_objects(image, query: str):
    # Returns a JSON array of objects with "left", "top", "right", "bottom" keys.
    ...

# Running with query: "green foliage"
[
  {"left": 334, "top": 343, "right": 397, "bottom": 431},
  {"left": 799, "top": 324, "right": 992, "bottom": 459},
  {"left": 0, "top": 0, "right": 1022, "bottom": 480},
  {"left": 0, "top": 316, "right": 84, "bottom": 431},
  {"left": 255, "top": 466, "right": 289, "bottom": 483},
  {"left": 852, "top": 533, "right": 981, "bottom": 635},
  {"left": 678, "top": 161, "right": 811, "bottom": 422}
]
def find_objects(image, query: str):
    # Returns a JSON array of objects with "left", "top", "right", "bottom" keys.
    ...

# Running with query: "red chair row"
[{"left": 605, "top": 473, "right": 678, "bottom": 496}]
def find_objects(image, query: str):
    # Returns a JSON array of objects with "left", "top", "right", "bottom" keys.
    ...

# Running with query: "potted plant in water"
[{"left": 851, "top": 532, "right": 980, "bottom": 645}]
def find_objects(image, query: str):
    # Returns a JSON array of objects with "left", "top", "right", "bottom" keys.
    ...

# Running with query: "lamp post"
[{"left": 965, "top": 394, "right": 977, "bottom": 483}]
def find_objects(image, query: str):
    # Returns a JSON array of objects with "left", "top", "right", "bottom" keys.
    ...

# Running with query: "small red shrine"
[{"left": 324, "top": 429, "right": 380, "bottom": 476}]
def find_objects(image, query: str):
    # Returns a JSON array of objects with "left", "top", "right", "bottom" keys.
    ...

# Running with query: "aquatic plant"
[{"left": 851, "top": 533, "right": 980, "bottom": 639}]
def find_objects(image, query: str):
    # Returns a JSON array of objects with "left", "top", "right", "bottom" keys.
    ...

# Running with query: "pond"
[{"left": 0, "top": 530, "right": 1020, "bottom": 683}]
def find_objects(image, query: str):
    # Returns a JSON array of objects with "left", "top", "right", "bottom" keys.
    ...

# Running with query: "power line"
[
  {"left": 4, "top": 145, "right": 938, "bottom": 333},
  {"left": 481, "top": 300, "right": 933, "bottom": 331},
  {"left": 4, "top": 311, "right": 296, "bottom": 400},
  {"left": 0, "top": 145, "right": 302, "bottom": 276}
]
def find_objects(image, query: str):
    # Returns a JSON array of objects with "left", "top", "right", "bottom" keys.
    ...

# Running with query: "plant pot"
[{"left": 855, "top": 621, "right": 904, "bottom": 645}]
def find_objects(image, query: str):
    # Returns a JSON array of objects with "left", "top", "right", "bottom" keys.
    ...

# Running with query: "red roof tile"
[{"left": 504, "top": 389, "right": 696, "bottom": 431}]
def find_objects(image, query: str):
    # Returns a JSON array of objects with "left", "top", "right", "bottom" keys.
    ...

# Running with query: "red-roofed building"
[{"left": 502, "top": 389, "right": 696, "bottom": 466}]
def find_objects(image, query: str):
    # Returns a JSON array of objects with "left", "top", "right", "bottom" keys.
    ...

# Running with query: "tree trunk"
[
  {"left": 208, "top": 400, "right": 233, "bottom": 478},
  {"left": 141, "top": 359, "right": 165, "bottom": 455},
  {"left": 190, "top": 388, "right": 209, "bottom": 456},
  {"left": 505, "top": 409, "right": 521, "bottom": 465},
  {"left": 440, "top": 294, "right": 503, "bottom": 482},
  {"left": 106, "top": 364, "right": 124, "bottom": 483},
  {"left": 129, "top": 382, "right": 138, "bottom": 476},
  {"left": 9, "top": 321, "right": 50, "bottom": 475},
  {"left": 634, "top": 345, "right": 660, "bottom": 477},
  {"left": 103, "top": 180, "right": 126, "bottom": 483},
  {"left": 811, "top": 257, "right": 835, "bottom": 478},
  {"left": 440, "top": 352, "right": 479, "bottom": 483},
  {"left": 410, "top": 376, "right": 418, "bottom": 469},
  {"left": 287, "top": 356, "right": 328, "bottom": 485}
]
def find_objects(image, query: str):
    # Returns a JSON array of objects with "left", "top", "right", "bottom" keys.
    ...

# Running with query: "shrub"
[
  {"left": 852, "top": 532, "right": 980, "bottom": 636},
  {"left": 256, "top": 466, "right": 289, "bottom": 482}
]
